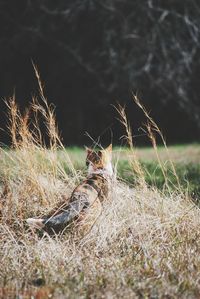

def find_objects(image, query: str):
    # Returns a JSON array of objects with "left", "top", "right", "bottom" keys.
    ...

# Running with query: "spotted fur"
[{"left": 26, "top": 144, "right": 113, "bottom": 233}]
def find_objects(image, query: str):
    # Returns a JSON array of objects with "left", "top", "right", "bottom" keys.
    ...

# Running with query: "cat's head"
[{"left": 86, "top": 144, "right": 113, "bottom": 176}]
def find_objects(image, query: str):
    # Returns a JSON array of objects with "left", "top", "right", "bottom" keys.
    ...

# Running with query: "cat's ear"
[
  {"left": 97, "top": 150, "right": 102, "bottom": 157},
  {"left": 105, "top": 144, "right": 112, "bottom": 152},
  {"left": 85, "top": 147, "right": 93, "bottom": 156},
  {"left": 85, "top": 147, "right": 93, "bottom": 166}
]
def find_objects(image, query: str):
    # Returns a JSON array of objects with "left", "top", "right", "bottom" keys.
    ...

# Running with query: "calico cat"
[{"left": 26, "top": 144, "right": 113, "bottom": 232}]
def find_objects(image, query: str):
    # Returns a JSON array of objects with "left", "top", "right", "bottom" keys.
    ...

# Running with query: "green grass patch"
[
  {"left": 117, "top": 160, "right": 200, "bottom": 199},
  {"left": 63, "top": 145, "right": 200, "bottom": 199}
]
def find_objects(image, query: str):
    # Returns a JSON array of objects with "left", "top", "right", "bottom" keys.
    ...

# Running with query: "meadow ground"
[
  {"left": 0, "top": 143, "right": 200, "bottom": 299},
  {"left": 66, "top": 144, "right": 200, "bottom": 200}
]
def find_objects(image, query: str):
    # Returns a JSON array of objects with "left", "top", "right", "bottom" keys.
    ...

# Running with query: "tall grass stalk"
[
  {"left": 133, "top": 94, "right": 181, "bottom": 192},
  {"left": 115, "top": 104, "right": 146, "bottom": 186}
]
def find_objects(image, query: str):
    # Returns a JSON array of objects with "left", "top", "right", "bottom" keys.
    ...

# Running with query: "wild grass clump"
[
  {"left": 0, "top": 72, "right": 200, "bottom": 298},
  {"left": 0, "top": 69, "right": 80, "bottom": 231}
]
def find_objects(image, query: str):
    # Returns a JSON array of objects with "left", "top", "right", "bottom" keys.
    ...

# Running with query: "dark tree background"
[{"left": 0, "top": 0, "right": 200, "bottom": 145}]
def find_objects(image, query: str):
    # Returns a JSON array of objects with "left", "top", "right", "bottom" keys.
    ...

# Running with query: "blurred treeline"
[{"left": 0, "top": 0, "right": 200, "bottom": 145}]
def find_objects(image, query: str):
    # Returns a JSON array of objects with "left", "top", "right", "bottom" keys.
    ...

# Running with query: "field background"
[{"left": 66, "top": 144, "right": 200, "bottom": 199}]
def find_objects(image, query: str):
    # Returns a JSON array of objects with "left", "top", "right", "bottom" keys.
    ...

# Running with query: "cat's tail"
[{"left": 26, "top": 197, "right": 89, "bottom": 232}]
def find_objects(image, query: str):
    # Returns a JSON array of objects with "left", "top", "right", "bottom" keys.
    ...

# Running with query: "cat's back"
[{"left": 70, "top": 173, "right": 109, "bottom": 205}]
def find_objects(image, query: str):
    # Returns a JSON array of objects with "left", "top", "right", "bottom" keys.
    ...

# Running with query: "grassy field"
[
  {"left": 65, "top": 144, "right": 200, "bottom": 200},
  {"left": 1, "top": 143, "right": 200, "bottom": 298},
  {"left": 0, "top": 96, "right": 200, "bottom": 298}
]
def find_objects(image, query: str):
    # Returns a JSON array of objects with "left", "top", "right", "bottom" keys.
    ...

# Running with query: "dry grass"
[
  {"left": 1, "top": 183, "right": 200, "bottom": 298},
  {"left": 0, "top": 76, "right": 200, "bottom": 298}
]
